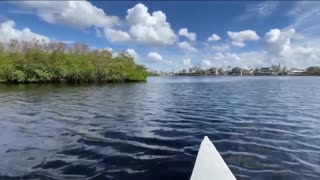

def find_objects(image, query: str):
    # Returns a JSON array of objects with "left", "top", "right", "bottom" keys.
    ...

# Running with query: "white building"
[{"left": 288, "top": 69, "right": 305, "bottom": 76}]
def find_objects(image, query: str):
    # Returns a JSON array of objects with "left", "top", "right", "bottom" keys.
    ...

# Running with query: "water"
[{"left": 0, "top": 76, "right": 320, "bottom": 180}]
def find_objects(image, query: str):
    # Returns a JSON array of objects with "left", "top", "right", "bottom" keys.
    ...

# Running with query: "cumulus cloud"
[
  {"left": 183, "top": 58, "right": 193, "bottom": 67},
  {"left": 208, "top": 34, "right": 221, "bottom": 42},
  {"left": 263, "top": 28, "right": 320, "bottom": 67},
  {"left": 126, "top": 3, "right": 177, "bottom": 46},
  {"left": 178, "top": 41, "right": 198, "bottom": 52},
  {"left": 0, "top": 20, "right": 49, "bottom": 42},
  {"left": 264, "top": 28, "right": 295, "bottom": 55},
  {"left": 212, "top": 44, "right": 230, "bottom": 51},
  {"left": 227, "top": 30, "right": 260, "bottom": 47},
  {"left": 281, "top": 2, "right": 320, "bottom": 68},
  {"left": 201, "top": 27, "right": 320, "bottom": 70},
  {"left": 265, "top": 29, "right": 282, "bottom": 43},
  {"left": 105, "top": 47, "right": 113, "bottom": 52},
  {"left": 11, "top": 1, "right": 129, "bottom": 44},
  {"left": 179, "top": 28, "right": 196, "bottom": 41},
  {"left": 201, "top": 59, "right": 214, "bottom": 69},
  {"left": 104, "top": 28, "right": 131, "bottom": 42},
  {"left": 264, "top": 28, "right": 316, "bottom": 59},
  {"left": 126, "top": 48, "right": 138, "bottom": 59},
  {"left": 12, "top": 2, "right": 178, "bottom": 46},
  {"left": 147, "top": 52, "right": 163, "bottom": 61},
  {"left": 202, "top": 51, "right": 266, "bottom": 69},
  {"left": 13, "top": 1, "right": 119, "bottom": 29}
]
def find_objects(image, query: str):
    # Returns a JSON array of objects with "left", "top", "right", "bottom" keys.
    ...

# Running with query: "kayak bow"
[{"left": 190, "top": 136, "right": 236, "bottom": 180}]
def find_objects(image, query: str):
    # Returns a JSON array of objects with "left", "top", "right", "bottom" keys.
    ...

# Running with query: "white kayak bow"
[{"left": 190, "top": 136, "right": 236, "bottom": 180}]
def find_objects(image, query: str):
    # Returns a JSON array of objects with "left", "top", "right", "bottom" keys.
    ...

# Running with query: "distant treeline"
[
  {"left": 305, "top": 66, "right": 320, "bottom": 75},
  {"left": 0, "top": 40, "right": 147, "bottom": 83},
  {"left": 147, "top": 71, "right": 160, "bottom": 76}
]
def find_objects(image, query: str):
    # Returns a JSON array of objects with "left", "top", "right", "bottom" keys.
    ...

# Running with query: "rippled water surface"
[{"left": 1, "top": 76, "right": 320, "bottom": 180}]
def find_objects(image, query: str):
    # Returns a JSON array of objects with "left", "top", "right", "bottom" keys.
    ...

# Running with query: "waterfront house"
[
  {"left": 229, "top": 67, "right": 242, "bottom": 76},
  {"left": 242, "top": 69, "right": 253, "bottom": 76},
  {"left": 218, "top": 68, "right": 225, "bottom": 75},
  {"left": 271, "top": 64, "right": 281, "bottom": 75},
  {"left": 254, "top": 64, "right": 283, "bottom": 76},
  {"left": 207, "top": 67, "right": 218, "bottom": 75},
  {"left": 288, "top": 69, "right": 306, "bottom": 76},
  {"left": 259, "top": 67, "right": 272, "bottom": 75}
]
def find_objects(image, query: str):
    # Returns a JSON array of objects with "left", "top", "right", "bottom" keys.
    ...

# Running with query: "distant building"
[
  {"left": 288, "top": 69, "right": 306, "bottom": 76},
  {"left": 242, "top": 69, "right": 253, "bottom": 76},
  {"left": 259, "top": 67, "right": 272, "bottom": 75},
  {"left": 218, "top": 68, "right": 225, "bottom": 75},
  {"left": 279, "top": 66, "right": 287, "bottom": 75},
  {"left": 176, "top": 66, "right": 206, "bottom": 76},
  {"left": 254, "top": 64, "right": 284, "bottom": 76},
  {"left": 229, "top": 67, "right": 242, "bottom": 76},
  {"left": 207, "top": 67, "right": 218, "bottom": 75},
  {"left": 271, "top": 64, "right": 283, "bottom": 75}
]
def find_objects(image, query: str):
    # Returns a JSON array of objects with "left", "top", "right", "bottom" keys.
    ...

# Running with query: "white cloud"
[
  {"left": 212, "top": 44, "right": 230, "bottom": 51},
  {"left": 230, "top": 41, "right": 246, "bottom": 47},
  {"left": 126, "top": 48, "right": 138, "bottom": 59},
  {"left": 263, "top": 28, "right": 320, "bottom": 67},
  {"left": 179, "top": 28, "right": 196, "bottom": 41},
  {"left": 265, "top": 29, "right": 281, "bottom": 43},
  {"left": 264, "top": 28, "right": 316, "bottom": 59},
  {"left": 235, "top": 2, "right": 279, "bottom": 22},
  {"left": 126, "top": 3, "right": 177, "bottom": 46},
  {"left": 8, "top": 9, "right": 35, "bottom": 15},
  {"left": 13, "top": 1, "right": 119, "bottom": 29},
  {"left": 95, "top": 27, "right": 102, "bottom": 38},
  {"left": 0, "top": 20, "right": 49, "bottom": 42},
  {"left": 201, "top": 27, "right": 320, "bottom": 69},
  {"left": 183, "top": 58, "right": 193, "bottom": 67},
  {"left": 12, "top": 2, "right": 178, "bottom": 46},
  {"left": 264, "top": 28, "right": 295, "bottom": 55},
  {"left": 208, "top": 34, "right": 221, "bottom": 42},
  {"left": 203, "top": 51, "right": 266, "bottom": 69},
  {"left": 227, "top": 30, "right": 260, "bottom": 47},
  {"left": 247, "top": 1, "right": 279, "bottom": 16},
  {"left": 284, "top": 2, "right": 320, "bottom": 67},
  {"left": 288, "top": 2, "right": 320, "bottom": 37},
  {"left": 201, "top": 59, "right": 214, "bottom": 69},
  {"left": 147, "top": 52, "right": 163, "bottom": 61},
  {"left": 178, "top": 41, "right": 198, "bottom": 52},
  {"left": 104, "top": 28, "right": 131, "bottom": 42},
  {"left": 105, "top": 47, "right": 113, "bottom": 52}
]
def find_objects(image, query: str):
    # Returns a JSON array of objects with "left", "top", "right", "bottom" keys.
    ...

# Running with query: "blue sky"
[{"left": 0, "top": 1, "right": 319, "bottom": 71}]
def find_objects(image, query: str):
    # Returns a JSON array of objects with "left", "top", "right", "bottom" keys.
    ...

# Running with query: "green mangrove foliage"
[
  {"left": 0, "top": 40, "right": 147, "bottom": 83},
  {"left": 306, "top": 66, "right": 320, "bottom": 75}
]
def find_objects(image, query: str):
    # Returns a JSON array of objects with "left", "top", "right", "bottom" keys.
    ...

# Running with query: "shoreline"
[
  {"left": 1, "top": 75, "right": 320, "bottom": 85},
  {"left": 0, "top": 79, "right": 147, "bottom": 84},
  {"left": 154, "top": 75, "right": 320, "bottom": 77}
]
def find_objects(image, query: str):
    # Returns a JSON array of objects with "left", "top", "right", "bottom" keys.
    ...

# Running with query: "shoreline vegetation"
[{"left": 0, "top": 40, "right": 148, "bottom": 84}]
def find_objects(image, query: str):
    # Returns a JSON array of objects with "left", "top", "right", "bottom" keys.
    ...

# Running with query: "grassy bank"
[{"left": 0, "top": 40, "right": 147, "bottom": 84}]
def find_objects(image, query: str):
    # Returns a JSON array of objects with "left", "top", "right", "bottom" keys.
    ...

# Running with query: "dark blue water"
[{"left": 0, "top": 76, "right": 320, "bottom": 180}]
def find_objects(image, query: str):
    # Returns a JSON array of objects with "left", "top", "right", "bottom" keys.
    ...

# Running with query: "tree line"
[
  {"left": 0, "top": 39, "right": 147, "bottom": 83},
  {"left": 305, "top": 66, "right": 320, "bottom": 75}
]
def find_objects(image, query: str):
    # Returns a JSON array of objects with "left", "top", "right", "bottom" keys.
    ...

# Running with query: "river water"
[{"left": 0, "top": 76, "right": 320, "bottom": 180}]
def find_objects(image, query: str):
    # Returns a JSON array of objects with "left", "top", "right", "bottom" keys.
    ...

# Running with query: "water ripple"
[{"left": 0, "top": 76, "right": 320, "bottom": 179}]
